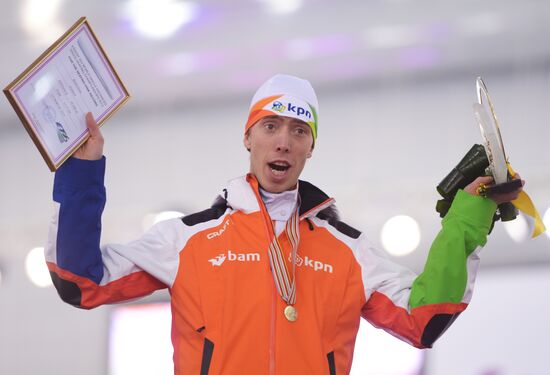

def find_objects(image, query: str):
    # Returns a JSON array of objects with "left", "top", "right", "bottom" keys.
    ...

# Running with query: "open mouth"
[{"left": 268, "top": 161, "right": 290, "bottom": 174}]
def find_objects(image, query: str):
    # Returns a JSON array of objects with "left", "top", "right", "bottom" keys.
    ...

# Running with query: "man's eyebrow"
[
  {"left": 290, "top": 119, "right": 309, "bottom": 127},
  {"left": 263, "top": 116, "right": 282, "bottom": 122}
]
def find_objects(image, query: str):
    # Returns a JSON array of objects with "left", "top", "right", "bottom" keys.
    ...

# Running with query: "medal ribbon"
[
  {"left": 247, "top": 174, "right": 300, "bottom": 306},
  {"left": 507, "top": 163, "right": 546, "bottom": 238},
  {"left": 267, "top": 208, "right": 300, "bottom": 306}
]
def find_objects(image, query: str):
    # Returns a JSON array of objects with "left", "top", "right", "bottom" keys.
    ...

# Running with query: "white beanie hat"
[{"left": 244, "top": 74, "right": 319, "bottom": 140}]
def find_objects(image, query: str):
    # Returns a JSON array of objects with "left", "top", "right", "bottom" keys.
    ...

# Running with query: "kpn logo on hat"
[{"left": 245, "top": 74, "right": 319, "bottom": 141}]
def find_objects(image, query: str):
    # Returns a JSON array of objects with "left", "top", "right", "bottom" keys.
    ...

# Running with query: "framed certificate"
[{"left": 4, "top": 17, "right": 130, "bottom": 171}]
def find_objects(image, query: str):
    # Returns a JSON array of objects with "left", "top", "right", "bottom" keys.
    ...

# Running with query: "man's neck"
[{"left": 259, "top": 186, "right": 299, "bottom": 235}]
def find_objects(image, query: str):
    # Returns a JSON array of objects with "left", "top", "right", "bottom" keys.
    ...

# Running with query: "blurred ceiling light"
[
  {"left": 363, "top": 25, "right": 423, "bottom": 49},
  {"left": 21, "top": 0, "right": 64, "bottom": 46},
  {"left": 503, "top": 214, "right": 528, "bottom": 243},
  {"left": 142, "top": 211, "right": 185, "bottom": 231},
  {"left": 544, "top": 207, "right": 550, "bottom": 239},
  {"left": 125, "top": 0, "right": 198, "bottom": 39},
  {"left": 25, "top": 247, "right": 52, "bottom": 288},
  {"left": 260, "top": 0, "right": 303, "bottom": 14},
  {"left": 381, "top": 215, "right": 421, "bottom": 256}
]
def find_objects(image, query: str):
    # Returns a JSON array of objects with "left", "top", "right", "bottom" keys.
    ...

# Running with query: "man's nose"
[{"left": 275, "top": 129, "right": 291, "bottom": 152}]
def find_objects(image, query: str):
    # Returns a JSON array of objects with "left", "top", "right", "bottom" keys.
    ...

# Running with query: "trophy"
[{"left": 436, "top": 77, "right": 521, "bottom": 223}]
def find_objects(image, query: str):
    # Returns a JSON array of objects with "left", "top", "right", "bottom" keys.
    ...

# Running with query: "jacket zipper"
[
  {"left": 246, "top": 175, "right": 332, "bottom": 375},
  {"left": 200, "top": 337, "right": 215, "bottom": 375},
  {"left": 327, "top": 351, "right": 336, "bottom": 375}
]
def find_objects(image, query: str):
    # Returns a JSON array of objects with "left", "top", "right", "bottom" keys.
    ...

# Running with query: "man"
[{"left": 46, "top": 74, "right": 522, "bottom": 374}]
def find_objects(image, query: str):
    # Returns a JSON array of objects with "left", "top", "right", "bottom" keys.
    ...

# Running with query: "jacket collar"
[
  {"left": 297, "top": 180, "right": 335, "bottom": 219},
  {"left": 223, "top": 175, "right": 335, "bottom": 219}
]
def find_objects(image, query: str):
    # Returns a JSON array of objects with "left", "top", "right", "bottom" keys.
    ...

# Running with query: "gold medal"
[{"left": 284, "top": 305, "right": 298, "bottom": 322}]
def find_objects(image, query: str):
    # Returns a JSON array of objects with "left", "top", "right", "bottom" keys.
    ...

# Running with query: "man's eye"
[
  {"left": 295, "top": 127, "right": 309, "bottom": 135},
  {"left": 265, "top": 123, "right": 276, "bottom": 130}
]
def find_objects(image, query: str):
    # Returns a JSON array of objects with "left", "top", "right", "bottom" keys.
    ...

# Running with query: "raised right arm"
[
  {"left": 45, "top": 114, "right": 185, "bottom": 309},
  {"left": 46, "top": 156, "right": 187, "bottom": 309}
]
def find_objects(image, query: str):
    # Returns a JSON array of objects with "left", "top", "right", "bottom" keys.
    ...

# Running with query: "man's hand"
[
  {"left": 74, "top": 112, "right": 104, "bottom": 160},
  {"left": 464, "top": 175, "right": 525, "bottom": 205}
]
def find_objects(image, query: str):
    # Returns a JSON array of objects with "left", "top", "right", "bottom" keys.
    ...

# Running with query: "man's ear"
[
  {"left": 243, "top": 132, "right": 251, "bottom": 152},
  {"left": 307, "top": 144, "right": 314, "bottom": 158}
]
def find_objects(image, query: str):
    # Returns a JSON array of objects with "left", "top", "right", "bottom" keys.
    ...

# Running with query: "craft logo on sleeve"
[{"left": 206, "top": 219, "right": 231, "bottom": 240}]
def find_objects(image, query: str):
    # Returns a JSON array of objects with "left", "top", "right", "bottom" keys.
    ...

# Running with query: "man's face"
[{"left": 244, "top": 115, "right": 314, "bottom": 193}]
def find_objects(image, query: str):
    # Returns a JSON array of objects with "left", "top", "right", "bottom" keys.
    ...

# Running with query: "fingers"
[
  {"left": 85, "top": 112, "right": 95, "bottom": 130},
  {"left": 464, "top": 176, "right": 494, "bottom": 196},
  {"left": 85, "top": 112, "right": 103, "bottom": 140},
  {"left": 463, "top": 173, "right": 526, "bottom": 206},
  {"left": 495, "top": 176, "right": 524, "bottom": 204},
  {"left": 513, "top": 174, "right": 526, "bottom": 187},
  {"left": 491, "top": 189, "right": 522, "bottom": 205},
  {"left": 496, "top": 175, "right": 525, "bottom": 202},
  {"left": 73, "top": 112, "right": 105, "bottom": 160},
  {"left": 474, "top": 176, "right": 494, "bottom": 185}
]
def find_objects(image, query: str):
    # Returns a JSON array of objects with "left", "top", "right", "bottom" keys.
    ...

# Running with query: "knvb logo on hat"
[
  {"left": 270, "top": 99, "right": 313, "bottom": 120},
  {"left": 271, "top": 101, "right": 286, "bottom": 113}
]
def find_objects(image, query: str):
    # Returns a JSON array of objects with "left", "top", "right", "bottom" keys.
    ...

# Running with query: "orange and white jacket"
[{"left": 46, "top": 157, "right": 497, "bottom": 375}]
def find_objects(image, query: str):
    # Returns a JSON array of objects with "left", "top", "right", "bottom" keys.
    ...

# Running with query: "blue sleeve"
[{"left": 53, "top": 156, "right": 106, "bottom": 284}]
